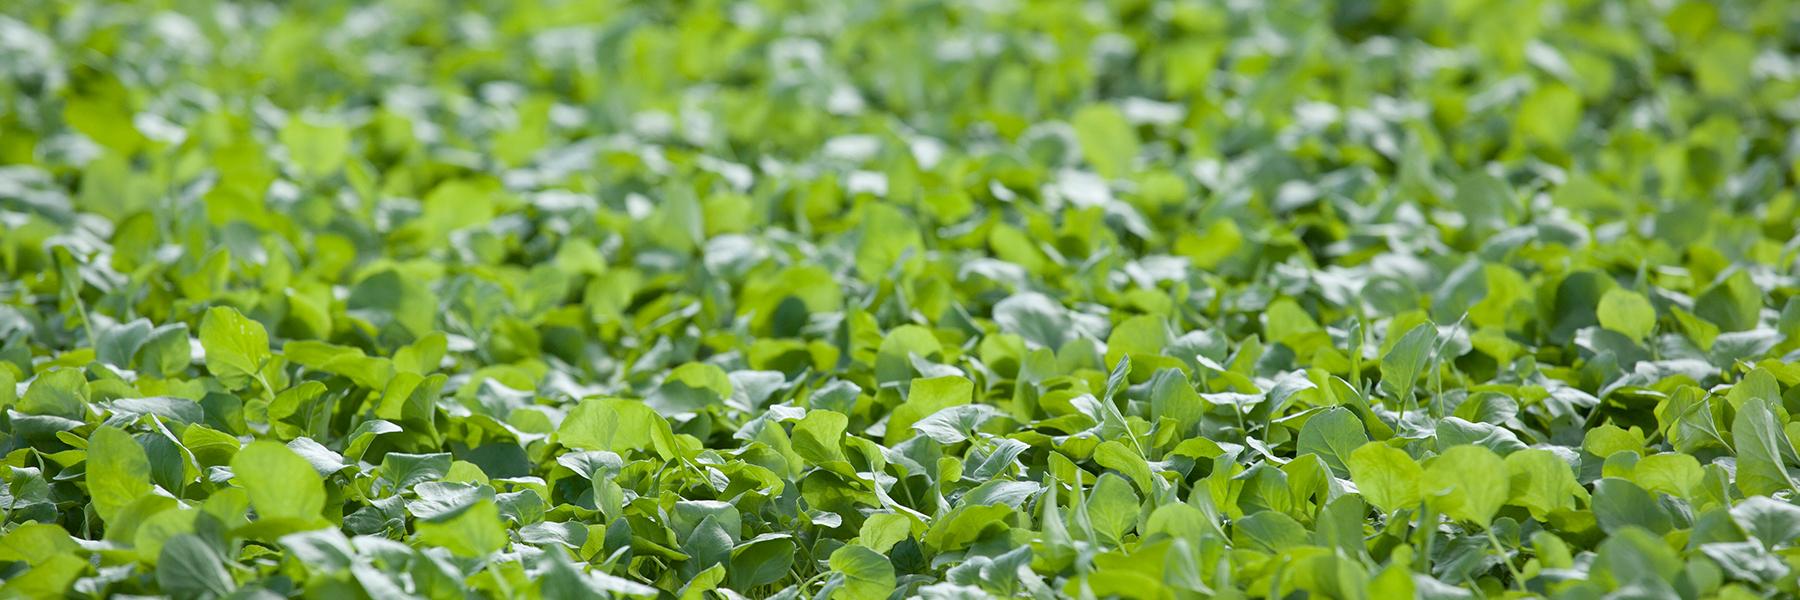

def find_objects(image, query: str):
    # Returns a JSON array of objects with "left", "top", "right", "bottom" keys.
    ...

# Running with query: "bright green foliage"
[
  {"left": 231, "top": 442, "right": 326, "bottom": 524},
  {"left": 1598, "top": 289, "right": 1658, "bottom": 341},
  {"left": 2, "top": 0, "right": 1799, "bottom": 598}
]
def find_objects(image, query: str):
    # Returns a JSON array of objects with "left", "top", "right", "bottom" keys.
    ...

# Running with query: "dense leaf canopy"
[{"left": 2, "top": 0, "right": 1800, "bottom": 598}]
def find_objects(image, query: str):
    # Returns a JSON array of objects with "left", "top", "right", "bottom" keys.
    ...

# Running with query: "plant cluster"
[{"left": 2, "top": 0, "right": 1799, "bottom": 598}]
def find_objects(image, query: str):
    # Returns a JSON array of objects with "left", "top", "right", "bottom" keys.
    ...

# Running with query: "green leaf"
[
  {"left": 278, "top": 116, "right": 350, "bottom": 178},
  {"left": 1583, "top": 423, "right": 1647, "bottom": 458},
  {"left": 539, "top": 548, "right": 659, "bottom": 598},
  {"left": 912, "top": 404, "right": 1006, "bottom": 445},
  {"left": 1380, "top": 323, "right": 1435, "bottom": 404},
  {"left": 1232, "top": 510, "right": 1308, "bottom": 553},
  {"left": 1450, "top": 171, "right": 1514, "bottom": 234},
  {"left": 1503, "top": 449, "right": 1583, "bottom": 519},
  {"left": 96, "top": 318, "right": 153, "bottom": 368},
  {"left": 1731, "top": 496, "right": 1800, "bottom": 548},
  {"left": 1347, "top": 443, "right": 1423, "bottom": 514},
  {"left": 1105, "top": 315, "right": 1170, "bottom": 374},
  {"left": 1695, "top": 270, "right": 1762, "bottom": 332},
  {"left": 1591, "top": 478, "right": 1673, "bottom": 535},
  {"left": 379, "top": 452, "right": 451, "bottom": 491},
  {"left": 1629, "top": 453, "right": 1704, "bottom": 498},
  {"left": 1149, "top": 368, "right": 1205, "bottom": 435},
  {"left": 346, "top": 269, "right": 439, "bottom": 337},
  {"left": 1592, "top": 527, "right": 1681, "bottom": 592},
  {"left": 1093, "top": 440, "right": 1155, "bottom": 493},
  {"left": 0, "top": 523, "right": 80, "bottom": 566},
  {"left": 1072, "top": 103, "right": 1140, "bottom": 179},
  {"left": 792, "top": 409, "right": 849, "bottom": 464},
  {"left": 854, "top": 203, "right": 923, "bottom": 278},
  {"left": 556, "top": 398, "right": 677, "bottom": 459},
  {"left": 8, "top": 2, "right": 1800, "bottom": 597},
  {"left": 994, "top": 292, "right": 1076, "bottom": 349},
  {"left": 1297, "top": 406, "right": 1368, "bottom": 477},
  {"left": 199, "top": 306, "right": 271, "bottom": 390},
  {"left": 828, "top": 544, "right": 896, "bottom": 600},
  {"left": 1144, "top": 503, "right": 1212, "bottom": 542},
  {"left": 857, "top": 514, "right": 914, "bottom": 553},
  {"left": 86, "top": 426, "right": 153, "bottom": 523},
  {"left": 1423, "top": 445, "right": 1508, "bottom": 528},
  {"left": 1083, "top": 473, "right": 1140, "bottom": 545},
  {"left": 647, "top": 362, "right": 733, "bottom": 415},
  {"left": 408, "top": 482, "right": 494, "bottom": 521},
  {"left": 1732, "top": 397, "right": 1800, "bottom": 496},
  {"left": 20, "top": 368, "right": 87, "bottom": 420},
  {"left": 414, "top": 498, "right": 508, "bottom": 557},
  {"left": 1517, "top": 83, "right": 1581, "bottom": 147},
  {"left": 728, "top": 535, "right": 796, "bottom": 590},
  {"left": 230, "top": 441, "right": 325, "bottom": 522},
  {"left": 923, "top": 503, "right": 1013, "bottom": 551},
  {"left": 156, "top": 534, "right": 235, "bottom": 598},
  {"left": 886, "top": 375, "right": 973, "bottom": 445},
  {"left": 135, "top": 323, "right": 193, "bottom": 378},
  {"left": 1597, "top": 289, "right": 1657, "bottom": 341}
]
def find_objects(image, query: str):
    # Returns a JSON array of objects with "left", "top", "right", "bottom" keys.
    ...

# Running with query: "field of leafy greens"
[{"left": 3, "top": 0, "right": 1800, "bottom": 598}]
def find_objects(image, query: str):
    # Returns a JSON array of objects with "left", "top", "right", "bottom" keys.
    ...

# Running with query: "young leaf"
[
  {"left": 230, "top": 441, "right": 325, "bottom": 522},
  {"left": 199, "top": 306, "right": 271, "bottom": 390},
  {"left": 1597, "top": 289, "right": 1657, "bottom": 341},
  {"left": 829, "top": 545, "right": 896, "bottom": 600},
  {"left": 1733, "top": 398, "right": 1800, "bottom": 496},
  {"left": 1423, "top": 445, "right": 1508, "bottom": 528},
  {"left": 86, "top": 426, "right": 153, "bottom": 524},
  {"left": 1347, "top": 443, "right": 1423, "bottom": 514},
  {"left": 1380, "top": 323, "right": 1435, "bottom": 405},
  {"left": 1297, "top": 407, "right": 1369, "bottom": 477}
]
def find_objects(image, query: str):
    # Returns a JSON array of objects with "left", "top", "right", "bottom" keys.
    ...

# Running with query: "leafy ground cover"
[{"left": 3, "top": 0, "right": 1800, "bottom": 598}]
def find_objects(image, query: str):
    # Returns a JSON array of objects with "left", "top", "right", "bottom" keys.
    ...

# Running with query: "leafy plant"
[{"left": 2, "top": 0, "right": 1799, "bottom": 598}]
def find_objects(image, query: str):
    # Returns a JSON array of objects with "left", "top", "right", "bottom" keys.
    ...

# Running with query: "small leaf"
[
  {"left": 1591, "top": 478, "right": 1673, "bottom": 535},
  {"left": 1731, "top": 496, "right": 1800, "bottom": 548},
  {"left": 199, "top": 306, "right": 271, "bottom": 390},
  {"left": 414, "top": 499, "right": 508, "bottom": 557},
  {"left": 1072, "top": 103, "right": 1140, "bottom": 179},
  {"left": 86, "top": 426, "right": 152, "bottom": 523},
  {"left": 156, "top": 535, "right": 235, "bottom": 598},
  {"left": 1347, "top": 443, "right": 1423, "bottom": 514},
  {"left": 1380, "top": 323, "right": 1435, "bottom": 403},
  {"left": 1597, "top": 289, "right": 1657, "bottom": 341},
  {"left": 1232, "top": 511, "right": 1308, "bottom": 552},
  {"left": 829, "top": 544, "right": 896, "bottom": 600},
  {"left": 886, "top": 375, "right": 973, "bottom": 445},
  {"left": 556, "top": 398, "right": 677, "bottom": 459},
  {"left": 1732, "top": 398, "right": 1799, "bottom": 496},
  {"left": 1503, "top": 449, "right": 1583, "bottom": 519},
  {"left": 231, "top": 441, "right": 325, "bottom": 522},
  {"left": 1296, "top": 407, "right": 1368, "bottom": 477},
  {"left": 1423, "top": 445, "right": 1508, "bottom": 528},
  {"left": 1083, "top": 473, "right": 1140, "bottom": 545},
  {"left": 20, "top": 369, "right": 88, "bottom": 420}
]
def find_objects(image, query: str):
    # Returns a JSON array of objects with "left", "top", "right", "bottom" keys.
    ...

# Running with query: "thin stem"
[
  {"left": 65, "top": 274, "right": 99, "bottom": 352},
  {"left": 485, "top": 558, "right": 513, "bottom": 598},
  {"left": 1349, "top": 311, "right": 1365, "bottom": 392},
  {"left": 1415, "top": 502, "right": 1437, "bottom": 573},
  {"left": 1486, "top": 527, "right": 1526, "bottom": 589}
]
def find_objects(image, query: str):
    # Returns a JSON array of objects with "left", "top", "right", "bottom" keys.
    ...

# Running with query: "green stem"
[
  {"left": 65, "top": 275, "right": 99, "bottom": 353},
  {"left": 485, "top": 558, "right": 513, "bottom": 598},
  {"left": 1415, "top": 502, "right": 1438, "bottom": 573},
  {"left": 1349, "top": 311, "right": 1365, "bottom": 392},
  {"left": 1486, "top": 527, "right": 1526, "bottom": 589},
  {"left": 253, "top": 371, "right": 278, "bottom": 402}
]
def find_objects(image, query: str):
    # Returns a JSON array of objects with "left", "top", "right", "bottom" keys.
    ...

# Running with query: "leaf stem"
[
  {"left": 1485, "top": 527, "right": 1526, "bottom": 589},
  {"left": 1415, "top": 502, "right": 1437, "bottom": 573}
]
